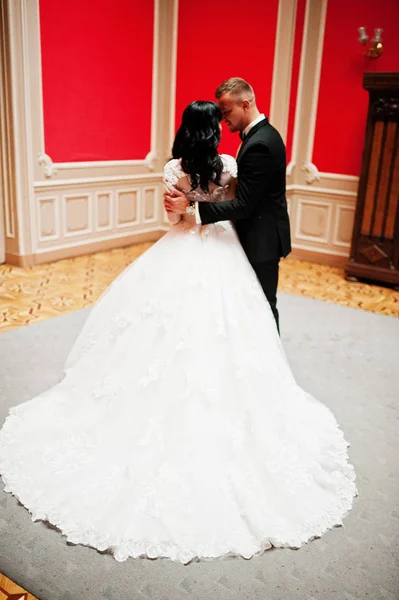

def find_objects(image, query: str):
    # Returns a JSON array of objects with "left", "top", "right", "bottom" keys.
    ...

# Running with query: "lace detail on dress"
[
  {"left": 220, "top": 153, "right": 238, "bottom": 178},
  {"left": 164, "top": 158, "right": 186, "bottom": 187},
  {"left": 184, "top": 186, "right": 230, "bottom": 203},
  {"left": 164, "top": 155, "right": 237, "bottom": 203}
]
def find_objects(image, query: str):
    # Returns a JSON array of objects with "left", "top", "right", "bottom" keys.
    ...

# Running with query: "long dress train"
[{"left": 0, "top": 155, "right": 356, "bottom": 564}]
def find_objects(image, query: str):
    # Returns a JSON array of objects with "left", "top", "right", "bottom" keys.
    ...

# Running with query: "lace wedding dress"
[{"left": 0, "top": 155, "right": 356, "bottom": 564}]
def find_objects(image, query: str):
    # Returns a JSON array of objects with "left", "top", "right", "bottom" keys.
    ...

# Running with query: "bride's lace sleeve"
[
  {"left": 164, "top": 159, "right": 183, "bottom": 188},
  {"left": 164, "top": 159, "right": 183, "bottom": 224},
  {"left": 219, "top": 154, "right": 237, "bottom": 200},
  {"left": 220, "top": 154, "right": 238, "bottom": 179}
]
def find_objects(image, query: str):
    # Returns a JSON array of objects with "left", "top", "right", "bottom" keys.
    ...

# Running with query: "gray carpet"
[{"left": 0, "top": 294, "right": 398, "bottom": 600}]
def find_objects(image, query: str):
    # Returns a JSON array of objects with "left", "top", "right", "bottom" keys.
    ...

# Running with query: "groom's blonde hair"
[{"left": 215, "top": 78, "right": 255, "bottom": 104}]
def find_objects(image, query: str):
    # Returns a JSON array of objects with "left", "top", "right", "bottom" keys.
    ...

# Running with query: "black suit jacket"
[{"left": 199, "top": 118, "right": 291, "bottom": 264}]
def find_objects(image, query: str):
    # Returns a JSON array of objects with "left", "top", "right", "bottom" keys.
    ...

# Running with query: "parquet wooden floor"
[
  {"left": 0, "top": 242, "right": 397, "bottom": 333},
  {"left": 0, "top": 573, "right": 38, "bottom": 600}
]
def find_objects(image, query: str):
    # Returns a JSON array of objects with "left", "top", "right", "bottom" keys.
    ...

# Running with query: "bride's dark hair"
[{"left": 172, "top": 101, "right": 223, "bottom": 192}]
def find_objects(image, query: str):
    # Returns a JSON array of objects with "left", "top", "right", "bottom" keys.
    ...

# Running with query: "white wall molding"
[
  {"left": 332, "top": 203, "right": 355, "bottom": 248},
  {"left": 168, "top": 0, "right": 179, "bottom": 154},
  {"left": 37, "top": 195, "right": 59, "bottom": 242},
  {"left": 150, "top": 0, "right": 159, "bottom": 159},
  {"left": 288, "top": 0, "right": 328, "bottom": 187},
  {"left": 286, "top": 183, "right": 357, "bottom": 198},
  {"left": 0, "top": 0, "right": 14, "bottom": 246},
  {"left": 33, "top": 172, "right": 164, "bottom": 190},
  {"left": 63, "top": 192, "right": 92, "bottom": 238},
  {"left": 35, "top": 0, "right": 161, "bottom": 179},
  {"left": 269, "top": 0, "right": 298, "bottom": 141},
  {"left": 142, "top": 186, "right": 160, "bottom": 224},
  {"left": 38, "top": 152, "right": 58, "bottom": 178},
  {"left": 291, "top": 242, "right": 349, "bottom": 257},
  {"left": 319, "top": 172, "right": 360, "bottom": 182},
  {"left": 286, "top": 161, "right": 296, "bottom": 177},
  {"left": 295, "top": 197, "right": 332, "bottom": 244},
  {"left": 34, "top": 227, "right": 165, "bottom": 255},
  {"left": 43, "top": 156, "right": 157, "bottom": 175},
  {"left": 287, "top": 178, "right": 356, "bottom": 261},
  {"left": 33, "top": 179, "right": 165, "bottom": 252},
  {"left": 145, "top": 150, "right": 158, "bottom": 172},
  {"left": 304, "top": 0, "right": 327, "bottom": 166},
  {"left": 19, "top": 0, "right": 37, "bottom": 250},
  {"left": 116, "top": 188, "right": 140, "bottom": 229},
  {"left": 94, "top": 191, "right": 113, "bottom": 232},
  {"left": 301, "top": 161, "right": 321, "bottom": 184},
  {"left": 288, "top": 0, "right": 311, "bottom": 170},
  {"left": 3, "top": 0, "right": 38, "bottom": 254}
]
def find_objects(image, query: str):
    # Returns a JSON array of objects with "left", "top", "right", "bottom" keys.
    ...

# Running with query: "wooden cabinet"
[{"left": 345, "top": 72, "right": 399, "bottom": 288}]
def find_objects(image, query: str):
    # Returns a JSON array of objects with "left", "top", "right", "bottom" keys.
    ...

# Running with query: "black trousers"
[{"left": 252, "top": 259, "right": 280, "bottom": 334}]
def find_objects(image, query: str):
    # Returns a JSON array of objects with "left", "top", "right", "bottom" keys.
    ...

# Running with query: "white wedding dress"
[{"left": 0, "top": 155, "right": 356, "bottom": 564}]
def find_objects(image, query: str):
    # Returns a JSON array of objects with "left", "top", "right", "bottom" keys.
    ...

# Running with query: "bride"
[{"left": 0, "top": 101, "right": 356, "bottom": 565}]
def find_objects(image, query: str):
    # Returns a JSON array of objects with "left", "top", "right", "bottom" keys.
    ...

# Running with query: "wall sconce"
[{"left": 358, "top": 27, "right": 384, "bottom": 58}]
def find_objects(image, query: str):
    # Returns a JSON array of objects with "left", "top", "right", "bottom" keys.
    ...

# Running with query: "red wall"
[
  {"left": 39, "top": 0, "right": 154, "bottom": 162},
  {"left": 174, "top": 0, "right": 279, "bottom": 158},
  {"left": 39, "top": 0, "right": 398, "bottom": 174},
  {"left": 313, "top": 0, "right": 399, "bottom": 176},
  {"left": 286, "top": 0, "right": 307, "bottom": 163}
]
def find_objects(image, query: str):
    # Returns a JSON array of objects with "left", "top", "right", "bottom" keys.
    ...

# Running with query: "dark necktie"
[{"left": 239, "top": 131, "right": 246, "bottom": 141}]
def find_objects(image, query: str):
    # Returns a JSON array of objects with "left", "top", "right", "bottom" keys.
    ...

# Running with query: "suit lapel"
[
  {"left": 236, "top": 118, "right": 269, "bottom": 162},
  {"left": 236, "top": 139, "right": 248, "bottom": 162},
  {"left": 244, "top": 117, "right": 269, "bottom": 140}
]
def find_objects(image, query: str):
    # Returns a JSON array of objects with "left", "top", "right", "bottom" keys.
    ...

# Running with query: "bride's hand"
[{"left": 164, "top": 188, "right": 189, "bottom": 214}]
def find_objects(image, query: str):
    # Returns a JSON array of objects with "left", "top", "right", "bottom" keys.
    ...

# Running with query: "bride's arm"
[
  {"left": 166, "top": 208, "right": 181, "bottom": 225},
  {"left": 164, "top": 184, "right": 181, "bottom": 224},
  {"left": 163, "top": 162, "right": 182, "bottom": 224},
  {"left": 224, "top": 177, "right": 237, "bottom": 201}
]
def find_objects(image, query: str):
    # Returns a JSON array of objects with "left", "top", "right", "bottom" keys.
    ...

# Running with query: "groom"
[{"left": 164, "top": 77, "right": 291, "bottom": 332}]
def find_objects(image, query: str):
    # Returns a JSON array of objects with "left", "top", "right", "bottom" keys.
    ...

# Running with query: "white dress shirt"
[
  {"left": 195, "top": 114, "right": 266, "bottom": 224},
  {"left": 242, "top": 113, "right": 265, "bottom": 138}
]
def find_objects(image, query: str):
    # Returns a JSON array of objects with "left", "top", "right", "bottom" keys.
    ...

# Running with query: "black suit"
[{"left": 199, "top": 118, "right": 291, "bottom": 332}]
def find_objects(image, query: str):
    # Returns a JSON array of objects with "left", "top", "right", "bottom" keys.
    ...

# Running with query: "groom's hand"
[{"left": 164, "top": 188, "right": 189, "bottom": 214}]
